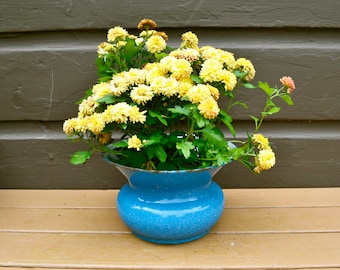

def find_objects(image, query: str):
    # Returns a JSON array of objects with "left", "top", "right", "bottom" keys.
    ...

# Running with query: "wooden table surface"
[{"left": 0, "top": 188, "right": 339, "bottom": 270}]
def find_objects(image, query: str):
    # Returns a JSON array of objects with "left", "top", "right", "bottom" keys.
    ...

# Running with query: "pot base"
[{"left": 134, "top": 230, "right": 210, "bottom": 245}]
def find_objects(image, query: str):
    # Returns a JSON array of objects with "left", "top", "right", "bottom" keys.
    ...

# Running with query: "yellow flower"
[
  {"left": 159, "top": 56, "right": 176, "bottom": 74},
  {"left": 169, "top": 58, "right": 193, "bottom": 80},
  {"left": 128, "top": 135, "right": 143, "bottom": 151},
  {"left": 217, "top": 69, "right": 237, "bottom": 91},
  {"left": 145, "top": 66, "right": 166, "bottom": 83},
  {"left": 187, "top": 84, "right": 212, "bottom": 104},
  {"left": 98, "top": 132, "right": 112, "bottom": 144},
  {"left": 78, "top": 96, "right": 98, "bottom": 118},
  {"left": 177, "top": 79, "right": 194, "bottom": 97},
  {"left": 254, "top": 148, "right": 276, "bottom": 173},
  {"left": 234, "top": 58, "right": 256, "bottom": 81},
  {"left": 145, "top": 35, "right": 166, "bottom": 54},
  {"left": 137, "top": 18, "right": 157, "bottom": 30},
  {"left": 252, "top": 133, "right": 270, "bottom": 150},
  {"left": 129, "top": 106, "right": 147, "bottom": 124},
  {"left": 130, "top": 85, "right": 154, "bottom": 105},
  {"left": 107, "top": 26, "right": 128, "bottom": 42},
  {"left": 199, "top": 46, "right": 219, "bottom": 60},
  {"left": 92, "top": 82, "right": 112, "bottom": 100},
  {"left": 218, "top": 50, "right": 235, "bottom": 69},
  {"left": 110, "top": 74, "right": 130, "bottom": 96},
  {"left": 170, "top": 48, "right": 200, "bottom": 62},
  {"left": 127, "top": 68, "right": 147, "bottom": 85},
  {"left": 199, "top": 59, "right": 223, "bottom": 82},
  {"left": 97, "top": 42, "right": 115, "bottom": 56},
  {"left": 104, "top": 102, "right": 131, "bottom": 124},
  {"left": 198, "top": 97, "right": 220, "bottom": 119},
  {"left": 150, "top": 77, "right": 179, "bottom": 97},
  {"left": 206, "top": 84, "right": 220, "bottom": 100},
  {"left": 63, "top": 118, "right": 78, "bottom": 135},
  {"left": 180, "top": 31, "right": 199, "bottom": 49},
  {"left": 86, "top": 114, "right": 106, "bottom": 135}
]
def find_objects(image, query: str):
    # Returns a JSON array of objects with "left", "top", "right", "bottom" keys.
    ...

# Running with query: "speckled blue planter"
[{"left": 114, "top": 164, "right": 225, "bottom": 244}]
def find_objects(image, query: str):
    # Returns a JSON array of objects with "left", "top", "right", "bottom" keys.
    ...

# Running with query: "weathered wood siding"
[{"left": 1, "top": 0, "right": 340, "bottom": 188}]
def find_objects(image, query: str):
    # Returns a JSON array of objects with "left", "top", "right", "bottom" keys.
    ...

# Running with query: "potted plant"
[{"left": 63, "top": 19, "right": 295, "bottom": 244}]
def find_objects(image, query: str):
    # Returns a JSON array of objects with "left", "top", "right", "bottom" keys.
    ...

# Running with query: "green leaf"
[
  {"left": 190, "top": 74, "right": 204, "bottom": 84},
  {"left": 149, "top": 110, "right": 168, "bottom": 126},
  {"left": 219, "top": 110, "right": 236, "bottom": 137},
  {"left": 176, "top": 141, "right": 195, "bottom": 159},
  {"left": 70, "top": 151, "right": 91, "bottom": 165},
  {"left": 168, "top": 105, "right": 191, "bottom": 116},
  {"left": 262, "top": 106, "right": 281, "bottom": 116},
  {"left": 250, "top": 115, "right": 259, "bottom": 130},
  {"left": 258, "top": 81, "right": 274, "bottom": 97},
  {"left": 200, "top": 127, "right": 227, "bottom": 147},
  {"left": 146, "top": 144, "right": 167, "bottom": 162},
  {"left": 280, "top": 94, "right": 294, "bottom": 105},
  {"left": 232, "top": 101, "right": 248, "bottom": 109},
  {"left": 243, "top": 82, "right": 256, "bottom": 89},
  {"left": 109, "top": 140, "right": 128, "bottom": 148},
  {"left": 97, "top": 94, "right": 115, "bottom": 104},
  {"left": 215, "top": 153, "right": 232, "bottom": 166}
]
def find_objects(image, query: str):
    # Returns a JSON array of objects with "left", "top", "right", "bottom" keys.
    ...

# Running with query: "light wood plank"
[
  {"left": 0, "top": 232, "right": 339, "bottom": 269},
  {"left": 1, "top": 188, "right": 339, "bottom": 208},
  {"left": 1, "top": 207, "right": 339, "bottom": 234}
]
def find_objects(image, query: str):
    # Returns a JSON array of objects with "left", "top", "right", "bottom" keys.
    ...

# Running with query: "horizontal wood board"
[
  {"left": 1, "top": 1, "right": 340, "bottom": 188},
  {"left": 1, "top": 0, "right": 340, "bottom": 33},
  {"left": 1, "top": 29, "right": 340, "bottom": 121},
  {"left": 0, "top": 188, "right": 339, "bottom": 270}
]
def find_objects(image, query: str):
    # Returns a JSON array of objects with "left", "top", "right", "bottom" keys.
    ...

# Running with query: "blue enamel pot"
[{"left": 110, "top": 162, "right": 225, "bottom": 244}]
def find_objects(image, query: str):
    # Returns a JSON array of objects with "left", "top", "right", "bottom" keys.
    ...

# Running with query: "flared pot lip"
[{"left": 102, "top": 153, "right": 227, "bottom": 174}]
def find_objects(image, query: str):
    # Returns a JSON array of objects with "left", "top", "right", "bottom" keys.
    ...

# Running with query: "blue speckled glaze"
[{"left": 114, "top": 164, "right": 225, "bottom": 244}]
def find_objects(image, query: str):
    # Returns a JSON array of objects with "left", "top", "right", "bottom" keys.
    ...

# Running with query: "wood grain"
[{"left": 0, "top": 189, "right": 339, "bottom": 269}]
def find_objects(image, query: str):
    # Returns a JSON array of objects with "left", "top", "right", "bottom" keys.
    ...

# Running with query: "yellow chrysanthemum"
[
  {"left": 252, "top": 133, "right": 270, "bottom": 150},
  {"left": 199, "top": 46, "right": 219, "bottom": 60},
  {"left": 169, "top": 58, "right": 193, "bottom": 80},
  {"left": 78, "top": 96, "right": 98, "bottom": 118},
  {"left": 129, "top": 106, "right": 147, "bottom": 124},
  {"left": 159, "top": 56, "right": 176, "bottom": 74},
  {"left": 137, "top": 18, "right": 157, "bottom": 30},
  {"left": 217, "top": 69, "right": 237, "bottom": 91},
  {"left": 92, "top": 82, "right": 112, "bottom": 100},
  {"left": 107, "top": 26, "right": 128, "bottom": 42},
  {"left": 110, "top": 74, "right": 130, "bottom": 96},
  {"left": 199, "top": 59, "right": 223, "bottom": 82},
  {"left": 254, "top": 149, "right": 276, "bottom": 173},
  {"left": 177, "top": 80, "right": 194, "bottom": 97},
  {"left": 180, "top": 31, "right": 199, "bottom": 49},
  {"left": 97, "top": 42, "right": 115, "bottom": 56},
  {"left": 128, "top": 135, "right": 143, "bottom": 151},
  {"left": 63, "top": 118, "right": 78, "bottom": 135},
  {"left": 145, "top": 66, "right": 166, "bottom": 84},
  {"left": 150, "top": 76, "right": 179, "bottom": 97},
  {"left": 103, "top": 102, "right": 131, "bottom": 124},
  {"left": 145, "top": 35, "right": 166, "bottom": 54},
  {"left": 127, "top": 68, "right": 147, "bottom": 85},
  {"left": 218, "top": 50, "right": 235, "bottom": 69},
  {"left": 86, "top": 114, "right": 106, "bottom": 135},
  {"left": 234, "top": 58, "right": 256, "bottom": 81},
  {"left": 169, "top": 48, "right": 200, "bottom": 62},
  {"left": 187, "top": 84, "right": 212, "bottom": 104},
  {"left": 197, "top": 97, "right": 220, "bottom": 119},
  {"left": 206, "top": 84, "right": 220, "bottom": 100},
  {"left": 130, "top": 85, "right": 154, "bottom": 105},
  {"left": 98, "top": 132, "right": 112, "bottom": 144}
]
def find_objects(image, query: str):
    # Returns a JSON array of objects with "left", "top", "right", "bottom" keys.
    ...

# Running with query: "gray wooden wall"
[{"left": 1, "top": 0, "right": 340, "bottom": 188}]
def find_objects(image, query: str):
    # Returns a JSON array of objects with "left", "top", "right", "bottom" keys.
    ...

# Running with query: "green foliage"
[{"left": 64, "top": 19, "right": 295, "bottom": 172}]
